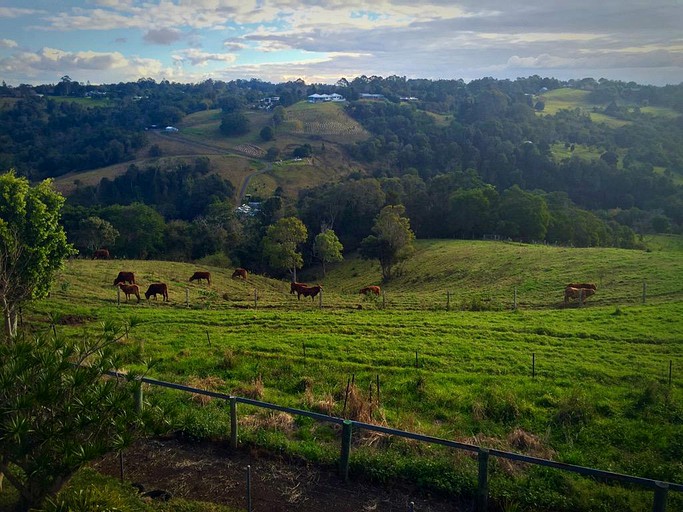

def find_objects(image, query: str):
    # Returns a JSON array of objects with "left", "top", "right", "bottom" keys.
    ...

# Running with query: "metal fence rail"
[{"left": 110, "top": 372, "right": 683, "bottom": 511}]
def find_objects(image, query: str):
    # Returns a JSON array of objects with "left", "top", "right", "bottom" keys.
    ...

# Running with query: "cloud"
[
  {"left": 0, "top": 7, "right": 42, "bottom": 18},
  {"left": 172, "top": 49, "right": 238, "bottom": 66},
  {"left": 0, "top": 39, "right": 18, "bottom": 48},
  {"left": 144, "top": 28, "right": 184, "bottom": 45}
]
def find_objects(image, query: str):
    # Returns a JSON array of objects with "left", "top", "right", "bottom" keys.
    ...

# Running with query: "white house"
[
  {"left": 164, "top": 126, "right": 179, "bottom": 132},
  {"left": 307, "top": 93, "right": 345, "bottom": 103}
]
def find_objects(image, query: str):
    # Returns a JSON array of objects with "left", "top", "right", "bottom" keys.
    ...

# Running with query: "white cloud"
[
  {"left": 0, "top": 39, "right": 18, "bottom": 48},
  {"left": 0, "top": 7, "right": 42, "bottom": 18},
  {"left": 172, "top": 49, "right": 238, "bottom": 66}
]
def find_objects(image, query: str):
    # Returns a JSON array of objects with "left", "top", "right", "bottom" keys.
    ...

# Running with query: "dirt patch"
[{"left": 94, "top": 437, "right": 467, "bottom": 512}]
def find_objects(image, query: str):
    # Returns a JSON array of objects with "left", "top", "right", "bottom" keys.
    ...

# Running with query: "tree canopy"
[
  {"left": 360, "top": 205, "right": 415, "bottom": 280},
  {"left": 262, "top": 217, "right": 308, "bottom": 280},
  {"left": 0, "top": 171, "right": 74, "bottom": 338}
]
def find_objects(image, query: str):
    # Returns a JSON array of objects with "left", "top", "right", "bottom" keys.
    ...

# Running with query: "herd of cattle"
[{"left": 104, "top": 249, "right": 594, "bottom": 306}]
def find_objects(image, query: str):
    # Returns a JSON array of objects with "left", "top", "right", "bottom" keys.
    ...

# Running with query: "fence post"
[
  {"left": 254, "top": 289, "right": 258, "bottom": 309},
  {"left": 117, "top": 287, "right": 120, "bottom": 306},
  {"left": 319, "top": 289, "right": 323, "bottom": 309},
  {"left": 134, "top": 382, "right": 143, "bottom": 413},
  {"left": 514, "top": 287, "right": 517, "bottom": 310},
  {"left": 339, "top": 420, "right": 352, "bottom": 481},
  {"left": 643, "top": 281, "right": 647, "bottom": 304},
  {"left": 579, "top": 288, "right": 584, "bottom": 308},
  {"left": 653, "top": 481, "right": 668, "bottom": 512},
  {"left": 382, "top": 291, "right": 386, "bottom": 309},
  {"left": 246, "top": 465, "right": 252, "bottom": 512},
  {"left": 230, "top": 397, "right": 238, "bottom": 449},
  {"left": 477, "top": 448, "right": 489, "bottom": 512},
  {"left": 185, "top": 288, "right": 189, "bottom": 307}
]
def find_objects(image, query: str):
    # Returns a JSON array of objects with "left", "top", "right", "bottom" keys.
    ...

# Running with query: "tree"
[
  {"left": 360, "top": 205, "right": 415, "bottom": 281},
  {"left": 0, "top": 172, "right": 74, "bottom": 338},
  {"left": 0, "top": 323, "right": 147, "bottom": 510},
  {"left": 497, "top": 186, "right": 550, "bottom": 241},
  {"left": 100, "top": 203, "right": 165, "bottom": 259},
  {"left": 313, "top": 229, "right": 343, "bottom": 276},
  {"left": 72, "top": 216, "right": 119, "bottom": 256},
  {"left": 262, "top": 217, "right": 307, "bottom": 280},
  {"left": 260, "top": 126, "right": 274, "bottom": 141},
  {"left": 220, "top": 112, "right": 250, "bottom": 136}
]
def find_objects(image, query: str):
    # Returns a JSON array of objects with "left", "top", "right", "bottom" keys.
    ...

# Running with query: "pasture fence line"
[{"left": 108, "top": 371, "right": 682, "bottom": 512}]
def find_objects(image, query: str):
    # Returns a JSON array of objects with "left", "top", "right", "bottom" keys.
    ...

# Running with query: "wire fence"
[{"left": 109, "top": 371, "right": 683, "bottom": 512}]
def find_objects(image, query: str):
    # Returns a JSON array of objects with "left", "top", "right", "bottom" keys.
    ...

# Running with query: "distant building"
[
  {"left": 359, "top": 93, "right": 385, "bottom": 100},
  {"left": 400, "top": 96, "right": 419, "bottom": 102},
  {"left": 164, "top": 126, "right": 179, "bottom": 132},
  {"left": 307, "top": 93, "right": 345, "bottom": 103}
]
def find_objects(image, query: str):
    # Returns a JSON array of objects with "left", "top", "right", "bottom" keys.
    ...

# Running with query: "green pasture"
[
  {"left": 21, "top": 239, "right": 683, "bottom": 510},
  {"left": 537, "top": 88, "right": 678, "bottom": 129}
]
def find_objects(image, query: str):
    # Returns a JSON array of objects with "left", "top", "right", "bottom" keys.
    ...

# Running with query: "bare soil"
[{"left": 94, "top": 436, "right": 468, "bottom": 512}]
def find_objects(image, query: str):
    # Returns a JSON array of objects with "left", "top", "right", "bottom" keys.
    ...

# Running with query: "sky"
[{"left": 0, "top": 1, "right": 682, "bottom": 87}]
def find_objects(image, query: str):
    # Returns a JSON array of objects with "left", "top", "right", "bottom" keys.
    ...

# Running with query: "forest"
[{"left": 1, "top": 75, "right": 682, "bottom": 275}]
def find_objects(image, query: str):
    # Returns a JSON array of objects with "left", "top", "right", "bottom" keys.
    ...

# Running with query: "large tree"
[
  {"left": 262, "top": 217, "right": 308, "bottom": 281},
  {"left": 313, "top": 228, "right": 343, "bottom": 276},
  {"left": 71, "top": 216, "right": 119, "bottom": 256},
  {"left": 0, "top": 172, "right": 74, "bottom": 338},
  {"left": 360, "top": 205, "right": 415, "bottom": 281}
]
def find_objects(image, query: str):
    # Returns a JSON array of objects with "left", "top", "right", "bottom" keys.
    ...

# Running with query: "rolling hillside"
[{"left": 53, "top": 101, "right": 367, "bottom": 202}]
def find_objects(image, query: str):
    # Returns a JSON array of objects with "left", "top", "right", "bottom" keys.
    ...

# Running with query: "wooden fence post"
[
  {"left": 514, "top": 287, "right": 517, "bottom": 310},
  {"left": 477, "top": 448, "right": 489, "bottom": 512},
  {"left": 185, "top": 288, "right": 189, "bottom": 307},
  {"left": 117, "top": 287, "right": 120, "bottom": 306},
  {"left": 642, "top": 281, "right": 647, "bottom": 304},
  {"left": 653, "top": 481, "right": 668, "bottom": 512},
  {"left": 382, "top": 291, "right": 386, "bottom": 309},
  {"left": 230, "top": 397, "right": 238, "bottom": 449},
  {"left": 319, "top": 289, "right": 323, "bottom": 309},
  {"left": 579, "top": 288, "right": 584, "bottom": 308},
  {"left": 246, "top": 465, "right": 252, "bottom": 512},
  {"left": 134, "top": 382, "right": 143, "bottom": 413},
  {"left": 254, "top": 289, "right": 258, "bottom": 309},
  {"left": 339, "top": 420, "right": 353, "bottom": 481}
]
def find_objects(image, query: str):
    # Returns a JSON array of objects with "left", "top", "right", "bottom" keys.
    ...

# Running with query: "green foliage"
[
  {"left": 0, "top": 325, "right": 147, "bottom": 510},
  {"left": 262, "top": 216, "right": 308, "bottom": 279},
  {"left": 360, "top": 205, "right": 415, "bottom": 280},
  {"left": 0, "top": 171, "right": 75, "bottom": 337},
  {"left": 219, "top": 111, "right": 250, "bottom": 136},
  {"left": 71, "top": 216, "right": 119, "bottom": 255},
  {"left": 259, "top": 125, "right": 274, "bottom": 141},
  {"left": 313, "top": 229, "right": 343, "bottom": 276}
]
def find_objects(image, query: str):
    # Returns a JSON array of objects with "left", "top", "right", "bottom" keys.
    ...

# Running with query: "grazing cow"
[
  {"left": 145, "top": 283, "right": 169, "bottom": 301},
  {"left": 290, "top": 281, "right": 309, "bottom": 299},
  {"left": 189, "top": 271, "right": 211, "bottom": 285},
  {"left": 566, "top": 283, "right": 597, "bottom": 290},
  {"left": 93, "top": 248, "right": 109, "bottom": 260},
  {"left": 232, "top": 268, "right": 248, "bottom": 280},
  {"left": 564, "top": 286, "right": 596, "bottom": 304},
  {"left": 360, "top": 285, "right": 381, "bottom": 296},
  {"left": 300, "top": 284, "right": 323, "bottom": 301},
  {"left": 113, "top": 271, "right": 136, "bottom": 286},
  {"left": 117, "top": 283, "right": 140, "bottom": 303}
]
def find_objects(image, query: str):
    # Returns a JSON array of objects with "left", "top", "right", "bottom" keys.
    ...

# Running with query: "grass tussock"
[
  {"left": 241, "top": 411, "right": 296, "bottom": 434},
  {"left": 233, "top": 374, "right": 264, "bottom": 400},
  {"left": 185, "top": 376, "right": 226, "bottom": 406}
]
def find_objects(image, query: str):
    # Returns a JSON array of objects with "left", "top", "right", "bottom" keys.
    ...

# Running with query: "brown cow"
[
  {"left": 566, "top": 283, "right": 597, "bottom": 290},
  {"left": 145, "top": 283, "right": 169, "bottom": 301},
  {"left": 93, "top": 248, "right": 109, "bottom": 260},
  {"left": 360, "top": 285, "right": 381, "bottom": 296},
  {"left": 290, "top": 281, "right": 309, "bottom": 299},
  {"left": 113, "top": 271, "right": 135, "bottom": 286},
  {"left": 189, "top": 271, "right": 211, "bottom": 285},
  {"left": 117, "top": 283, "right": 140, "bottom": 303},
  {"left": 300, "top": 284, "right": 322, "bottom": 301},
  {"left": 232, "top": 268, "right": 248, "bottom": 280},
  {"left": 564, "top": 286, "right": 595, "bottom": 304}
]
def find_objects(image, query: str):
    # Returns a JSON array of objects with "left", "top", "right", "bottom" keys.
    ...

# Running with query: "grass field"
[
  {"left": 538, "top": 88, "right": 678, "bottom": 129},
  {"left": 22, "top": 238, "right": 683, "bottom": 511}
]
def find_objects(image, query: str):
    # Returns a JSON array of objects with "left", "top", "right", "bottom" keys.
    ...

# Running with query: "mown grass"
[{"left": 21, "top": 239, "right": 683, "bottom": 511}]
